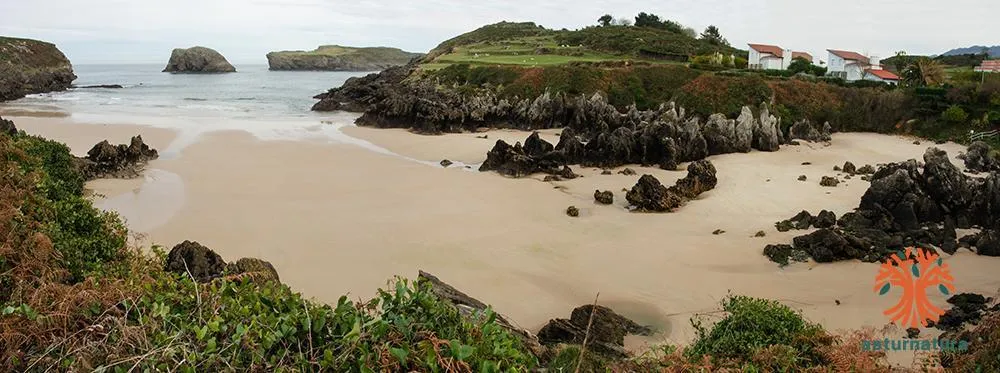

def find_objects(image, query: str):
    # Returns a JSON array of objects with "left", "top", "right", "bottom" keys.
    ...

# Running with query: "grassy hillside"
[
  {"left": 420, "top": 21, "right": 746, "bottom": 70},
  {"left": 0, "top": 36, "right": 72, "bottom": 69},
  {"left": 267, "top": 45, "right": 422, "bottom": 71}
]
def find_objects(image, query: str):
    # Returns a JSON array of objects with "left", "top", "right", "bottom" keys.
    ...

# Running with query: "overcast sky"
[{"left": 0, "top": 0, "right": 994, "bottom": 64}]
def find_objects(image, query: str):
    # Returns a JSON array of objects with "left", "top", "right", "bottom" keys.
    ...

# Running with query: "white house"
[
  {"left": 748, "top": 44, "right": 813, "bottom": 70},
  {"left": 827, "top": 49, "right": 900, "bottom": 84}
]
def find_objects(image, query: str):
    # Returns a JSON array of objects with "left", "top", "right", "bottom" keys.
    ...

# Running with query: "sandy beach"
[{"left": 11, "top": 115, "right": 1000, "bottom": 363}]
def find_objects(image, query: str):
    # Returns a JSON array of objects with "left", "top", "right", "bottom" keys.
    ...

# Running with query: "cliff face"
[
  {"left": 266, "top": 45, "right": 422, "bottom": 71},
  {"left": 163, "top": 46, "right": 236, "bottom": 73},
  {"left": 0, "top": 36, "right": 76, "bottom": 102}
]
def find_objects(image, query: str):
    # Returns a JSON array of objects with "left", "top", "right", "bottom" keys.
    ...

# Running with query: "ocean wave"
[
  {"left": 235, "top": 97, "right": 256, "bottom": 101},
  {"left": 183, "top": 97, "right": 209, "bottom": 101}
]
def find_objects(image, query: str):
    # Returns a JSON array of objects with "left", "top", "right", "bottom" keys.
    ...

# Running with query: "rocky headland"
[
  {"left": 266, "top": 45, "right": 422, "bottom": 71},
  {"left": 162, "top": 46, "right": 236, "bottom": 73},
  {"left": 0, "top": 36, "right": 76, "bottom": 102}
]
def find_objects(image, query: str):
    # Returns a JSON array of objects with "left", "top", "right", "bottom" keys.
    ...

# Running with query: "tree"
[
  {"left": 787, "top": 57, "right": 813, "bottom": 75},
  {"left": 893, "top": 51, "right": 908, "bottom": 73},
  {"left": 700, "top": 25, "right": 729, "bottom": 46},
  {"left": 634, "top": 12, "right": 663, "bottom": 28},
  {"left": 903, "top": 58, "right": 945, "bottom": 87},
  {"left": 598, "top": 14, "right": 613, "bottom": 27},
  {"left": 615, "top": 17, "right": 632, "bottom": 27},
  {"left": 682, "top": 27, "right": 697, "bottom": 39}
]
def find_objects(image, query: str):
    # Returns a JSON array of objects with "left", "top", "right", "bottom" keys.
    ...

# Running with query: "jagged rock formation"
[
  {"left": 537, "top": 305, "right": 654, "bottom": 359},
  {"left": 74, "top": 135, "right": 159, "bottom": 179},
  {"left": 625, "top": 160, "right": 717, "bottom": 212},
  {"left": 162, "top": 46, "right": 236, "bottom": 73},
  {"left": 765, "top": 148, "right": 1000, "bottom": 264},
  {"left": 594, "top": 190, "right": 614, "bottom": 205},
  {"left": 959, "top": 141, "right": 1000, "bottom": 173},
  {"left": 0, "top": 36, "right": 76, "bottom": 102},
  {"left": 267, "top": 45, "right": 422, "bottom": 71},
  {"left": 788, "top": 120, "right": 832, "bottom": 142},
  {"left": 1, "top": 116, "right": 16, "bottom": 136}
]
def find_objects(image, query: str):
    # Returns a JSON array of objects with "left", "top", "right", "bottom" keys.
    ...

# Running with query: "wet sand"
[{"left": 12, "top": 116, "right": 1000, "bottom": 366}]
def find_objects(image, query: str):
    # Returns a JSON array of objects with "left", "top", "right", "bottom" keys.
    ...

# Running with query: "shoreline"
[{"left": 9, "top": 114, "right": 1000, "bottom": 365}]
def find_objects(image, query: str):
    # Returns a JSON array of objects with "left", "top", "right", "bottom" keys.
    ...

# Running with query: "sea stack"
[
  {"left": 0, "top": 36, "right": 76, "bottom": 102},
  {"left": 162, "top": 46, "right": 236, "bottom": 73}
]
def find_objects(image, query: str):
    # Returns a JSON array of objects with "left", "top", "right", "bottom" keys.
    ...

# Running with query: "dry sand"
[{"left": 12, "top": 115, "right": 1000, "bottom": 366}]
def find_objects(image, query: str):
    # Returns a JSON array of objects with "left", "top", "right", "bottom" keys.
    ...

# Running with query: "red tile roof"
[
  {"left": 828, "top": 49, "right": 870, "bottom": 64},
  {"left": 791, "top": 51, "right": 813, "bottom": 61},
  {"left": 749, "top": 44, "right": 783, "bottom": 58},
  {"left": 976, "top": 60, "right": 1000, "bottom": 72},
  {"left": 866, "top": 69, "right": 900, "bottom": 80}
]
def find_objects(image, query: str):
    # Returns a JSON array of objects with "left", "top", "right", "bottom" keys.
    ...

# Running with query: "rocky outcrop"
[
  {"left": 594, "top": 190, "right": 614, "bottom": 205},
  {"left": 165, "top": 241, "right": 227, "bottom": 282},
  {"left": 764, "top": 148, "right": 1000, "bottom": 264},
  {"left": 1, "top": 116, "right": 16, "bottom": 136},
  {"left": 75, "top": 135, "right": 159, "bottom": 179},
  {"left": 626, "top": 161, "right": 717, "bottom": 212},
  {"left": 267, "top": 45, "right": 422, "bottom": 71},
  {"left": 0, "top": 36, "right": 76, "bottom": 102},
  {"left": 788, "top": 120, "right": 831, "bottom": 142},
  {"left": 959, "top": 141, "right": 1000, "bottom": 173},
  {"left": 537, "top": 305, "right": 654, "bottom": 359},
  {"left": 162, "top": 47, "right": 236, "bottom": 73}
]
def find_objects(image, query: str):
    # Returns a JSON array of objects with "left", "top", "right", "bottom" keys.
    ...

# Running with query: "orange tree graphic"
[{"left": 874, "top": 247, "right": 955, "bottom": 328}]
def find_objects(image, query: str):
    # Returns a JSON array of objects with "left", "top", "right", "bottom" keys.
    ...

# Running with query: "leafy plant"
[{"left": 941, "top": 105, "right": 969, "bottom": 123}]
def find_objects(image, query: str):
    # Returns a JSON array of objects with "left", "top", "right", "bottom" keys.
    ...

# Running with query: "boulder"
[
  {"left": 960, "top": 141, "right": 1000, "bottom": 173},
  {"left": 975, "top": 230, "right": 1000, "bottom": 257},
  {"left": 1, "top": 116, "right": 16, "bottom": 136},
  {"left": 594, "top": 190, "right": 614, "bottom": 205},
  {"left": 857, "top": 164, "right": 876, "bottom": 174},
  {"left": 566, "top": 206, "right": 580, "bottom": 217},
  {"left": 788, "top": 119, "right": 831, "bottom": 142},
  {"left": 776, "top": 210, "right": 814, "bottom": 232},
  {"left": 667, "top": 160, "right": 718, "bottom": 200},
  {"left": 813, "top": 210, "right": 837, "bottom": 229},
  {"left": 626, "top": 175, "right": 682, "bottom": 212},
  {"left": 538, "top": 305, "right": 653, "bottom": 359},
  {"left": 479, "top": 140, "right": 539, "bottom": 177},
  {"left": 523, "top": 131, "right": 554, "bottom": 157},
  {"left": 752, "top": 103, "right": 782, "bottom": 151},
  {"left": 820, "top": 176, "right": 840, "bottom": 187},
  {"left": 618, "top": 168, "right": 637, "bottom": 176},
  {"left": 225, "top": 258, "right": 280, "bottom": 282},
  {"left": 842, "top": 161, "right": 857, "bottom": 174},
  {"left": 792, "top": 229, "right": 862, "bottom": 263},
  {"left": 798, "top": 175, "right": 807, "bottom": 181},
  {"left": 165, "top": 241, "right": 226, "bottom": 282},
  {"left": 440, "top": 159, "right": 453, "bottom": 167},
  {"left": 162, "top": 46, "right": 236, "bottom": 73},
  {"left": 0, "top": 37, "right": 76, "bottom": 102}
]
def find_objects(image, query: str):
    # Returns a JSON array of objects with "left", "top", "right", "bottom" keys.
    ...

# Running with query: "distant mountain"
[{"left": 941, "top": 45, "right": 999, "bottom": 57}]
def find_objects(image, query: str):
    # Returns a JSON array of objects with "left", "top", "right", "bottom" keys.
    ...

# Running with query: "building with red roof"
[
  {"left": 975, "top": 60, "right": 1000, "bottom": 73},
  {"left": 827, "top": 49, "right": 884, "bottom": 82},
  {"left": 863, "top": 68, "right": 900, "bottom": 85},
  {"left": 748, "top": 43, "right": 814, "bottom": 70}
]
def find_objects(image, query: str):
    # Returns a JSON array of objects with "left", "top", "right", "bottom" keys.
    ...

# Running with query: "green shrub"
[
  {"left": 675, "top": 74, "right": 773, "bottom": 117},
  {"left": 687, "top": 295, "right": 827, "bottom": 364},
  {"left": 942, "top": 104, "right": 969, "bottom": 123}
]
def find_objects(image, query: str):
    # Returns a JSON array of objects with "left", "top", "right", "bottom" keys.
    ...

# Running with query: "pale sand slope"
[{"left": 14, "top": 117, "right": 1000, "bottom": 361}]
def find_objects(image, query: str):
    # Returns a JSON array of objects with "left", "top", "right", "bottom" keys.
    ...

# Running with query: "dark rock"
[
  {"left": 165, "top": 241, "right": 226, "bottom": 282},
  {"left": 843, "top": 161, "right": 857, "bottom": 174},
  {"left": 601, "top": 170, "right": 613, "bottom": 175},
  {"left": 594, "top": 190, "right": 614, "bottom": 205},
  {"left": 1, "top": 116, "right": 16, "bottom": 136},
  {"left": 162, "top": 46, "right": 236, "bottom": 73},
  {"left": 814, "top": 210, "right": 837, "bottom": 229},
  {"left": 792, "top": 229, "right": 863, "bottom": 263},
  {"left": 667, "top": 160, "right": 718, "bottom": 200},
  {"left": 763, "top": 244, "right": 809, "bottom": 266},
  {"left": 913, "top": 140, "right": 921, "bottom": 145},
  {"left": 476, "top": 134, "right": 488, "bottom": 139},
  {"left": 798, "top": 175, "right": 807, "bottom": 181},
  {"left": 906, "top": 328, "right": 920, "bottom": 339},
  {"left": 959, "top": 233, "right": 981, "bottom": 249},
  {"left": 440, "top": 159, "right": 453, "bottom": 167},
  {"left": 789, "top": 140, "right": 800, "bottom": 146},
  {"left": 538, "top": 304, "right": 653, "bottom": 359},
  {"left": 417, "top": 271, "right": 545, "bottom": 357},
  {"left": 566, "top": 206, "right": 579, "bottom": 217},
  {"left": 558, "top": 165, "right": 578, "bottom": 179},
  {"left": 776, "top": 210, "right": 814, "bottom": 232},
  {"left": 479, "top": 140, "right": 541, "bottom": 177},
  {"left": 803, "top": 162, "right": 813, "bottom": 166},
  {"left": 618, "top": 168, "right": 637, "bottom": 176},
  {"left": 975, "top": 230, "right": 1000, "bottom": 256},
  {"left": 857, "top": 164, "right": 876, "bottom": 174},
  {"left": 76, "top": 135, "right": 159, "bottom": 180},
  {"left": 626, "top": 175, "right": 682, "bottom": 212},
  {"left": 523, "top": 131, "right": 554, "bottom": 157},
  {"left": 77, "top": 84, "right": 124, "bottom": 89},
  {"left": 755, "top": 231, "right": 766, "bottom": 237},
  {"left": 225, "top": 258, "right": 280, "bottom": 282},
  {"left": 712, "top": 229, "right": 725, "bottom": 235},
  {"left": 961, "top": 141, "right": 1000, "bottom": 173},
  {"left": 543, "top": 175, "right": 561, "bottom": 182},
  {"left": 937, "top": 293, "right": 990, "bottom": 331},
  {"left": 833, "top": 165, "right": 842, "bottom": 171},
  {"left": 820, "top": 176, "right": 840, "bottom": 187}
]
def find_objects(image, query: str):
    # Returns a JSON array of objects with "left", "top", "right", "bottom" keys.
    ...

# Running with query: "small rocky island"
[
  {"left": 162, "top": 46, "right": 236, "bottom": 73},
  {"left": 266, "top": 45, "right": 422, "bottom": 71},
  {"left": 0, "top": 36, "right": 76, "bottom": 102}
]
